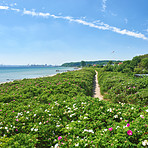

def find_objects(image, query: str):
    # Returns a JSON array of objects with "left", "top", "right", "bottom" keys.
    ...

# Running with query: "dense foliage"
[
  {"left": 97, "top": 69, "right": 148, "bottom": 106},
  {"left": 0, "top": 68, "right": 147, "bottom": 147},
  {"left": 102, "top": 54, "right": 148, "bottom": 74},
  {"left": 61, "top": 60, "right": 122, "bottom": 67}
]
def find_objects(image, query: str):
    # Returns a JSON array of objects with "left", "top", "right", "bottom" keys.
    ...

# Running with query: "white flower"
[
  {"left": 0, "top": 127, "right": 2, "bottom": 129},
  {"left": 27, "top": 111, "right": 29, "bottom": 114},
  {"left": 34, "top": 128, "right": 38, "bottom": 132},
  {"left": 39, "top": 122, "right": 42, "bottom": 125},
  {"left": 116, "top": 126, "right": 120, "bottom": 129},
  {"left": 146, "top": 109, "right": 148, "bottom": 112},
  {"left": 45, "top": 109, "right": 47, "bottom": 112},
  {"left": 104, "top": 129, "right": 107, "bottom": 131},
  {"left": 28, "top": 105, "right": 30, "bottom": 107},
  {"left": 70, "top": 113, "right": 75, "bottom": 117},
  {"left": 88, "top": 129, "right": 94, "bottom": 133},
  {"left": 54, "top": 143, "right": 59, "bottom": 148},
  {"left": 107, "top": 108, "right": 112, "bottom": 112},
  {"left": 31, "top": 128, "right": 34, "bottom": 131},
  {"left": 49, "top": 114, "right": 51, "bottom": 116},
  {"left": 123, "top": 126, "right": 126, "bottom": 129},
  {"left": 131, "top": 107, "right": 134, "bottom": 110},
  {"left": 5, "top": 127, "right": 8, "bottom": 130},
  {"left": 75, "top": 143, "right": 79, "bottom": 146},
  {"left": 142, "top": 140, "right": 148, "bottom": 146},
  {"left": 34, "top": 114, "right": 36, "bottom": 117},
  {"left": 120, "top": 117, "right": 122, "bottom": 120},
  {"left": 114, "top": 115, "right": 118, "bottom": 118},
  {"left": 26, "top": 117, "right": 29, "bottom": 119},
  {"left": 84, "top": 117, "right": 88, "bottom": 119},
  {"left": 56, "top": 125, "right": 60, "bottom": 127}
]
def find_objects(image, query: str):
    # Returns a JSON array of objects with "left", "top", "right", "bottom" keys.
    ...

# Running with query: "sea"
[{"left": 0, "top": 66, "right": 75, "bottom": 84}]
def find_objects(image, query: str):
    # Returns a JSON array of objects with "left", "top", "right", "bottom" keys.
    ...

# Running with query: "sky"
[{"left": 0, "top": 0, "right": 148, "bottom": 65}]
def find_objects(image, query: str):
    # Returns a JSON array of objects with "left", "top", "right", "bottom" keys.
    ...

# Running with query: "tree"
[
  {"left": 141, "top": 58, "right": 148, "bottom": 70},
  {"left": 81, "top": 61, "right": 86, "bottom": 67}
]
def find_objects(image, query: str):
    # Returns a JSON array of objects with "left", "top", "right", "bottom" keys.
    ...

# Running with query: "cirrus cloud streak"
[{"left": 0, "top": 5, "right": 147, "bottom": 40}]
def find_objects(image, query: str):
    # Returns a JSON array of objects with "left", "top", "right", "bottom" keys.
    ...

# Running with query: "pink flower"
[
  {"left": 49, "top": 103, "right": 50, "bottom": 105},
  {"left": 140, "top": 115, "right": 144, "bottom": 118},
  {"left": 127, "top": 130, "right": 132, "bottom": 135},
  {"left": 133, "top": 86, "right": 135, "bottom": 88},
  {"left": 13, "top": 111, "right": 14, "bottom": 112},
  {"left": 0, "top": 110, "right": 2, "bottom": 111},
  {"left": 127, "top": 123, "right": 130, "bottom": 127},
  {"left": 15, "top": 129, "right": 18, "bottom": 131},
  {"left": 109, "top": 127, "right": 113, "bottom": 131},
  {"left": 58, "top": 136, "right": 62, "bottom": 140},
  {"left": 91, "top": 141, "right": 93, "bottom": 143},
  {"left": 125, "top": 120, "right": 127, "bottom": 122},
  {"left": 16, "top": 119, "right": 19, "bottom": 121}
]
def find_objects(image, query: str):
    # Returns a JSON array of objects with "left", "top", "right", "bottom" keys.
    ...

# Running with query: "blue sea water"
[{"left": 0, "top": 67, "right": 75, "bottom": 83}]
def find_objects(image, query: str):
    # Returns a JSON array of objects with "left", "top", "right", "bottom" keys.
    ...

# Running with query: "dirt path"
[{"left": 93, "top": 70, "right": 103, "bottom": 100}]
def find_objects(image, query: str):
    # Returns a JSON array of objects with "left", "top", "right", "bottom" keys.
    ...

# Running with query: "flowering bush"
[
  {"left": 0, "top": 68, "right": 147, "bottom": 147},
  {"left": 97, "top": 70, "right": 148, "bottom": 106}
]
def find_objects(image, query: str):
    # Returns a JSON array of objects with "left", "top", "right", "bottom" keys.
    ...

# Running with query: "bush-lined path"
[{"left": 93, "top": 70, "right": 103, "bottom": 100}]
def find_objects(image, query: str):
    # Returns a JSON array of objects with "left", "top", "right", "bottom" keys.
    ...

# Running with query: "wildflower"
[
  {"left": 15, "top": 129, "right": 18, "bottom": 131},
  {"left": 34, "top": 114, "right": 36, "bottom": 117},
  {"left": 109, "top": 127, "right": 113, "bottom": 131},
  {"left": 75, "top": 143, "right": 79, "bottom": 147},
  {"left": 116, "top": 126, "right": 120, "bottom": 129},
  {"left": 104, "top": 129, "right": 107, "bottom": 131},
  {"left": 131, "top": 107, "right": 134, "bottom": 110},
  {"left": 140, "top": 115, "right": 144, "bottom": 118},
  {"left": 16, "top": 119, "right": 19, "bottom": 121},
  {"left": 39, "top": 122, "right": 42, "bottom": 125},
  {"left": 125, "top": 120, "right": 127, "bottom": 122},
  {"left": 34, "top": 128, "right": 38, "bottom": 132},
  {"left": 0, "top": 110, "right": 2, "bottom": 111},
  {"left": 146, "top": 109, "right": 148, "bottom": 112},
  {"left": 126, "top": 123, "right": 130, "bottom": 127},
  {"left": 114, "top": 115, "right": 118, "bottom": 118},
  {"left": 54, "top": 143, "right": 59, "bottom": 148},
  {"left": 127, "top": 130, "right": 132, "bottom": 135},
  {"left": 107, "top": 108, "right": 112, "bottom": 112},
  {"left": 142, "top": 140, "right": 148, "bottom": 146},
  {"left": 58, "top": 136, "right": 62, "bottom": 140}
]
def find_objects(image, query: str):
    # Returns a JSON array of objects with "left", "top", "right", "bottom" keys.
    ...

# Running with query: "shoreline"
[{"left": 0, "top": 68, "right": 81, "bottom": 85}]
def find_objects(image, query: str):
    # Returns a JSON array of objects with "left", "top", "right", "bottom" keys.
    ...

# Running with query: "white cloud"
[
  {"left": 102, "top": 0, "right": 107, "bottom": 12},
  {"left": 0, "top": 6, "right": 9, "bottom": 10},
  {"left": 11, "top": 8, "right": 20, "bottom": 12},
  {"left": 0, "top": 5, "right": 147, "bottom": 40}
]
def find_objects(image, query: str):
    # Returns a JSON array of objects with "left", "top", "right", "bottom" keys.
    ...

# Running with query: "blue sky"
[{"left": 0, "top": 0, "right": 148, "bottom": 65}]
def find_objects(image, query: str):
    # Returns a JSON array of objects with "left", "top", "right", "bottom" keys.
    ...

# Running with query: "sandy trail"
[{"left": 93, "top": 70, "right": 103, "bottom": 100}]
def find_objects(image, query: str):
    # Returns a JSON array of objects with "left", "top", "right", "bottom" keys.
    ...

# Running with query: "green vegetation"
[
  {"left": 61, "top": 60, "right": 122, "bottom": 67},
  {"left": 102, "top": 54, "right": 148, "bottom": 74},
  {"left": 0, "top": 56, "right": 148, "bottom": 147},
  {"left": 97, "top": 69, "right": 148, "bottom": 105}
]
